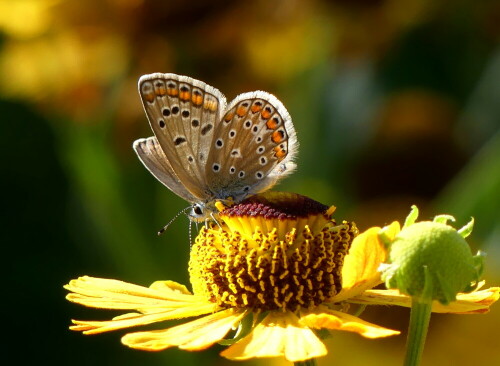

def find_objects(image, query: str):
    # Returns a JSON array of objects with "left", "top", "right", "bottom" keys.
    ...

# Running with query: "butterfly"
[{"left": 133, "top": 73, "right": 298, "bottom": 227}]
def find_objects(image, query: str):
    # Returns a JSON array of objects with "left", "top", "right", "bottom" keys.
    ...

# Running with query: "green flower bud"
[{"left": 381, "top": 206, "right": 484, "bottom": 305}]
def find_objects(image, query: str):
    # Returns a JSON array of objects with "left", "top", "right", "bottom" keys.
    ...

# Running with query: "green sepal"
[
  {"left": 462, "top": 251, "right": 486, "bottom": 293},
  {"left": 218, "top": 312, "right": 254, "bottom": 346},
  {"left": 433, "top": 215, "right": 455, "bottom": 225},
  {"left": 403, "top": 205, "right": 419, "bottom": 229},
  {"left": 458, "top": 217, "right": 474, "bottom": 238},
  {"left": 315, "top": 328, "right": 333, "bottom": 340}
]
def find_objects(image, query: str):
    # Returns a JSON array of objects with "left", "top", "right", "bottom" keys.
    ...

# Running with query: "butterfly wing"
[
  {"left": 205, "top": 91, "right": 298, "bottom": 201},
  {"left": 133, "top": 136, "right": 199, "bottom": 203},
  {"left": 138, "top": 73, "right": 227, "bottom": 201}
]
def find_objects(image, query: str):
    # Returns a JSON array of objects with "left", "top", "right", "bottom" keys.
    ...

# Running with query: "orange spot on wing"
[
  {"left": 224, "top": 112, "right": 235, "bottom": 122},
  {"left": 273, "top": 146, "right": 287, "bottom": 160},
  {"left": 266, "top": 118, "right": 279, "bottom": 130},
  {"left": 272, "top": 130, "right": 285, "bottom": 143},
  {"left": 261, "top": 109, "right": 272, "bottom": 119},
  {"left": 204, "top": 99, "right": 218, "bottom": 112},
  {"left": 167, "top": 88, "right": 178, "bottom": 97},
  {"left": 192, "top": 94, "right": 203, "bottom": 106},
  {"left": 154, "top": 84, "right": 167, "bottom": 96},
  {"left": 144, "top": 92, "right": 155, "bottom": 103},
  {"left": 251, "top": 104, "right": 262, "bottom": 113},
  {"left": 180, "top": 91, "right": 191, "bottom": 101},
  {"left": 236, "top": 106, "right": 248, "bottom": 117}
]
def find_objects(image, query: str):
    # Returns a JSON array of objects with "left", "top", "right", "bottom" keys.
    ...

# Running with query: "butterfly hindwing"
[
  {"left": 133, "top": 137, "right": 199, "bottom": 203},
  {"left": 205, "top": 91, "right": 298, "bottom": 201}
]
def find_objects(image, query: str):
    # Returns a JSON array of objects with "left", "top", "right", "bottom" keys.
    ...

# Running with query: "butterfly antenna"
[
  {"left": 188, "top": 220, "right": 194, "bottom": 248},
  {"left": 188, "top": 220, "right": 202, "bottom": 248},
  {"left": 158, "top": 206, "right": 191, "bottom": 236}
]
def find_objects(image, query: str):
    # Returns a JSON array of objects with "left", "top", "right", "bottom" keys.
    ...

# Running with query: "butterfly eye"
[{"left": 193, "top": 204, "right": 203, "bottom": 216}]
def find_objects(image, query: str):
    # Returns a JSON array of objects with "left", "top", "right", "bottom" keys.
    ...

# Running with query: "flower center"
[{"left": 188, "top": 192, "right": 358, "bottom": 312}]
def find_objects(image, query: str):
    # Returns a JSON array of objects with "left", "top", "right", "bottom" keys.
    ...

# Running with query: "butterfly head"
[
  {"left": 188, "top": 203, "right": 209, "bottom": 222},
  {"left": 157, "top": 203, "right": 215, "bottom": 235},
  {"left": 187, "top": 197, "right": 234, "bottom": 223}
]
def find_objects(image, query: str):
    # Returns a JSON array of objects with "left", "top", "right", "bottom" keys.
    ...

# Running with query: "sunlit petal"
[
  {"left": 65, "top": 276, "right": 207, "bottom": 312},
  {"left": 122, "top": 308, "right": 246, "bottom": 351},
  {"left": 351, "top": 287, "right": 500, "bottom": 314},
  {"left": 70, "top": 299, "right": 219, "bottom": 334},
  {"left": 221, "top": 311, "right": 327, "bottom": 362},
  {"left": 334, "top": 223, "right": 397, "bottom": 301},
  {"left": 149, "top": 280, "right": 192, "bottom": 295},
  {"left": 300, "top": 306, "right": 400, "bottom": 338}
]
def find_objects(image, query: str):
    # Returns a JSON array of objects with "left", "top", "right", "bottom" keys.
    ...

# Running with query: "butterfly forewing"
[
  {"left": 138, "top": 73, "right": 227, "bottom": 200},
  {"left": 205, "top": 91, "right": 297, "bottom": 201}
]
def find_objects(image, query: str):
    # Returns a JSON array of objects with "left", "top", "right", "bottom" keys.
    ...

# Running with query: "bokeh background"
[{"left": 3, "top": 0, "right": 499, "bottom": 365}]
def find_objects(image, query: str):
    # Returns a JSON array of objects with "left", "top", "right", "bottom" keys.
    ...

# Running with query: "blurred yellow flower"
[
  {"left": 0, "top": 0, "right": 58, "bottom": 38},
  {"left": 0, "top": 31, "right": 128, "bottom": 105}
]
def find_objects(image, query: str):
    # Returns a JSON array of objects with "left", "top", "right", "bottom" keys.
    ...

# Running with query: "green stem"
[
  {"left": 352, "top": 304, "right": 367, "bottom": 317},
  {"left": 404, "top": 298, "right": 432, "bottom": 366},
  {"left": 294, "top": 358, "right": 318, "bottom": 366}
]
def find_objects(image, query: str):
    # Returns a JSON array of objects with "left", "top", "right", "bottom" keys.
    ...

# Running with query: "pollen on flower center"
[{"left": 188, "top": 192, "right": 358, "bottom": 312}]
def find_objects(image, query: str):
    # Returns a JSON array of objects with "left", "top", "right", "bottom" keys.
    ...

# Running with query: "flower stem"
[
  {"left": 404, "top": 297, "right": 432, "bottom": 366},
  {"left": 294, "top": 358, "right": 318, "bottom": 366}
]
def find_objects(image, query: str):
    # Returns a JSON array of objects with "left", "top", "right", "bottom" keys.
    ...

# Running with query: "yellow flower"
[{"left": 65, "top": 192, "right": 499, "bottom": 362}]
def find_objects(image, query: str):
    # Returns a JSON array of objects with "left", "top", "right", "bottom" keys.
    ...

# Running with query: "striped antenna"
[{"left": 158, "top": 206, "right": 192, "bottom": 236}]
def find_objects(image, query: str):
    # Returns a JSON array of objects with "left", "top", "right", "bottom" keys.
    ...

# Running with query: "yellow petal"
[
  {"left": 121, "top": 308, "right": 246, "bottom": 351},
  {"left": 149, "top": 280, "right": 192, "bottom": 295},
  {"left": 351, "top": 287, "right": 500, "bottom": 314},
  {"left": 70, "top": 299, "right": 219, "bottom": 335},
  {"left": 379, "top": 220, "right": 401, "bottom": 242},
  {"left": 65, "top": 276, "right": 205, "bottom": 312},
  {"left": 334, "top": 223, "right": 396, "bottom": 301},
  {"left": 221, "top": 311, "right": 327, "bottom": 362},
  {"left": 300, "top": 306, "right": 400, "bottom": 338},
  {"left": 65, "top": 276, "right": 220, "bottom": 334},
  {"left": 450, "top": 286, "right": 500, "bottom": 313}
]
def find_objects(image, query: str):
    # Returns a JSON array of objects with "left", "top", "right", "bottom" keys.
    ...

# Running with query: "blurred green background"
[{"left": 2, "top": 0, "right": 499, "bottom": 365}]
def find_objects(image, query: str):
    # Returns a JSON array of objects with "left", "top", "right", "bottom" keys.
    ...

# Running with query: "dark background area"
[{"left": 2, "top": 1, "right": 499, "bottom": 365}]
